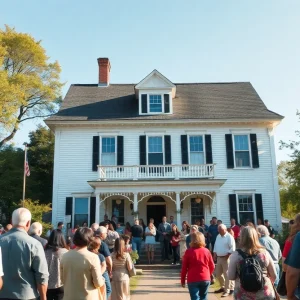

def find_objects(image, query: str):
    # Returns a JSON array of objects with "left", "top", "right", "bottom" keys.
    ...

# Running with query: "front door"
[{"left": 147, "top": 205, "right": 166, "bottom": 228}]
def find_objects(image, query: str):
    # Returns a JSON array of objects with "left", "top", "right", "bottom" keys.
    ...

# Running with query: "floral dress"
[
  {"left": 228, "top": 249, "right": 277, "bottom": 300},
  {"left": 179, "top": 229, "right": 189, "bottom": 259}
]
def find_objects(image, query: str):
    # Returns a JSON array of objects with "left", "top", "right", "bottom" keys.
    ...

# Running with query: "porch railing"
[{"left": 97, "top": 164, "right": 215, "bottom": 181}]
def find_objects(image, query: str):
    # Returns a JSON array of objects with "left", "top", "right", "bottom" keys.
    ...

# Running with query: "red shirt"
[
  {"left": 171, "top": 232, "right": 180, "bottom": 247},
  {"left": 282, "top": 239, "right": 292, "bottom": 258},
  {"left": 231, "top": 225, "right": 240, "bottom": 239},
  {"left": 181, "top": 247, "right": 215, "bottom": 284}
]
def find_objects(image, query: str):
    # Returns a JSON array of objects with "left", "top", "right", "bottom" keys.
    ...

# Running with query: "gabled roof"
[
  {"left": 135, "top": 69, "right": 176, "bottom": 89},
  {"left": 46, "top": 82, "right": 283, "bottom": 122}
]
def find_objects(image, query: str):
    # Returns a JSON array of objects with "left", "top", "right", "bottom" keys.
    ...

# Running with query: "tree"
[{"left": 0, "top": 25, "right": 63, "bottom": 147}]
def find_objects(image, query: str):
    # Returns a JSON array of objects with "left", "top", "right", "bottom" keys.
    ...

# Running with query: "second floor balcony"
[{"left": 97, "top": 164, "right": 215, "bottom": 181}]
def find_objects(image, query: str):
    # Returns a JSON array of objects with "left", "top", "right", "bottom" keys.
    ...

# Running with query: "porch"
[{"left": 97, "top": 164, "right": 215, "bottom": 181}]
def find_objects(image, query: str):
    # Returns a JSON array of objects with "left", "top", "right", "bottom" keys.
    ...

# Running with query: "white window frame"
[
  {"left": 235, "top": 193, "right": 257, "bottom": 225},
  {"left": 188, "top": 135, "right": 206, "bottom": 165},
  {"left": 233, "top": 134, "right": 252, "bottom": 168},
  {"left": 190, "top": 197, "right": 206, "bottom": 224},
  {"left": 111, "top": 199, "right": 125, "bottom": 224},
  {"left": 100, "top": 136, "right": 117, "bottom": 166},
  {"left": 146, "top": 135, "right": 165, "bottom": 165},
  {"left": 139, "top": 92, "right": 173, "bottom": 115},
  {"left": 72, "top": 197, "right": 90, "bottom": 228}
]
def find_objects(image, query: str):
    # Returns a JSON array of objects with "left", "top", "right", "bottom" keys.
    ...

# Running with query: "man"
[
  {"left": 157, "top": 216, "right": 171, "bottom": 261},
  {"left": 208, "top": 217, "right": 219, "bottom": 253},
  {"left": 29, "top": 222, "right": 48, "bottom": 248},
  {"left": 257, "top": 225, "right": 282, "bottom": 287},
  {"left": 264, "top": 219, "right": 275, "bottom": 238},
  {"left": 185, "top": 225, "right": 199, "bottom": 249},
  {"left": 90, "top": 223, "right": 99, "bottom": 234},
  {"left": 110, "top": 215, "right": 117, "bottom": 230},
  {"left": 131, "top": 219, "right": 144, "bottom": 262},
  {"left": 57, "top": 221, "right": 64, "bottom": 231},
  {"left": 217, "top": 219, "right": 223, "bottom": 225},
  {"left": 286, "top": 231, "right": 300, "bottom": 300},
  {"left": 213, "top": 224, "right": 235, "bottom": 297},
  {"left": 96, "top": 226, "right": 112, "bottom": 299},
  {"left": 169, "top": 216, "right": 177, "bottom": 226},
  {"left": 0, "top": 208, "right": 48, "bottom": 300},
  {"left": 230, "top": 218, "right": 240, "bottom": 242}
]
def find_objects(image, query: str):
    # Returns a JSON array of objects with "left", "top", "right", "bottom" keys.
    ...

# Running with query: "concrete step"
[{"left": 136, "top": 263, "right": 181, "bottom": 270}]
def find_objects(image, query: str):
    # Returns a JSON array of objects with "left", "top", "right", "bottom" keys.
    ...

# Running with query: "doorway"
[{"left": 147, "top": 205, "right": 166, "bottom": 228}]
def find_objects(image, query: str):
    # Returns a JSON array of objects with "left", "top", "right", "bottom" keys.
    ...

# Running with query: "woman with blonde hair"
[
  {"left": 228, "top": 226, "right": 277, "bottom": 300},
  {"left": 145, "top": 222, "right": 156, "bottom": 264},
  {"left": 111, "top": 238, "right": 134, "bottom": 300},
  {"left": 181, "top": 232, "right": 214, "bottom": 300}
]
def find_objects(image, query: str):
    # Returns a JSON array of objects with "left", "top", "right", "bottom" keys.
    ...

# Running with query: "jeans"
[
  {"left": 172, "top": 245, "right": 180, "bottom": 263},
  {"left": 47, "top": 287, "right": 64, "bottom": 300},
  {"left": 274, "top": 263, "right": 280, "bottom": 287},
  {"left": 132, "top": 237, "right": 142, "bottom": 257},
  {"left": 102, "top": 271, "right": 112, "bottom": 299},
  {"left": 160, "top": 239, "right": 170, "bottom": 260},
  {"left": 188, "top": 281, "right": 211, "bottom": 300}
]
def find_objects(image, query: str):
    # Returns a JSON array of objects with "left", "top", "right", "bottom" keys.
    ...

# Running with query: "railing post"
[
  {"left": 133, "top": 166, "right": 138, "bottom": 181},
  {"left": 175, "top": 165, "right": 180, "bottom": 180}
]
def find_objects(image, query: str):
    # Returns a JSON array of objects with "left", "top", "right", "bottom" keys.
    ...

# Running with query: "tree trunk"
[{"left": 0, "top": 127, "right": 18, "bottom": 148}]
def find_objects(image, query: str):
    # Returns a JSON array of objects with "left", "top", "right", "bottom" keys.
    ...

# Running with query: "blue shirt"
[
  {"left": 99, "top": 241, "right": 111, "bottom": 258},
  {"left": 0, "top": 228, "right": 49, "bottom": 299},
  {"left": 208, "top": 224, "right": 218, "bottom": 242},
  {"left": 259, "top": 236, "right": 282, "bottom": 264}
]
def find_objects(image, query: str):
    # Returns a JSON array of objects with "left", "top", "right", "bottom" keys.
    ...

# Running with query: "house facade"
[{"left": 46, "top": 58, "right": 283, "bottom": 230}]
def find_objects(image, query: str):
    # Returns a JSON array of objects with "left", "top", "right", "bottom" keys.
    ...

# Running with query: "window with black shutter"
[
  {"left": 225, "top": 134, "right": 234, "bottom": 168},
  {"left": 229, "top": 194, "right": 238, "bottom": 221},
  {"left": 250, "top": 134, "right": 260, "bottom": 168},
  {"left": 117, "top": 136, "right": 124, "bottom": 166},
  {"left": 181, "top": 135, "right": 189, "bottom": 165},
  {"left": 139, "top": 136, "right": 147, "bottom": 166},
  {"left": 164, "top": 135, "right": 171, "bottom": 165},
  {"left": 141, "top": 94, "right": 148, "bottom": 113},
  {"left": 164, "top": 94, "right": 170, "bottom": 113},
  {"left": 255, "top": 194, "right": 264, "bottom": 223},
  {"left": 92, "top": 136, "right": 100, "bottom": 171},
  {"left": 205, "top": 135, "right": 213, "bottom": 164},
  {"left": 89, "top": 197, "right": 96, "bottom": 225}
]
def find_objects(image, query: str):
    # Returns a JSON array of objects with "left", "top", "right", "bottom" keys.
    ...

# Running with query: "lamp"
[
  {"left": 116, "top": 199, "right": 122, "bottom": 205},
  {"left": 195, "top": 197, "right": 202, "bottom": 204}
]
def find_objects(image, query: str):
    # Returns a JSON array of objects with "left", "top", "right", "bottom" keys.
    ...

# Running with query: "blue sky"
[{"left": 1, "top": 1, "right": 300, "bottom": 163}]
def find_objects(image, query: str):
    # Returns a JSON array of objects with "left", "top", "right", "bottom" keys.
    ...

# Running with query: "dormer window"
[{"left": 140, "top": 93, "right": 171, "bottom": 114}]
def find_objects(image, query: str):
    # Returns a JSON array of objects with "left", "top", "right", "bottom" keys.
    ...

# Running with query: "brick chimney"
[{"left": 97, "top": 58, "right": 111, "bottom": 86}]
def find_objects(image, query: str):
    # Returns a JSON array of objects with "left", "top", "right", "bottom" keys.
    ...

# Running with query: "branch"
[{"left": 19, "top": 114, "right": 54, "bottom": 123}]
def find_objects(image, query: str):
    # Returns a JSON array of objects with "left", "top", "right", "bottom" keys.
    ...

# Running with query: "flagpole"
[{"left": 22, "top": 143, "right": 27, "bottom": 206}]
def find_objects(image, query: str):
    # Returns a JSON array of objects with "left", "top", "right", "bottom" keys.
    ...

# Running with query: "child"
[{"left": 123, "top": 235, "right": 132, "bottom": 253}]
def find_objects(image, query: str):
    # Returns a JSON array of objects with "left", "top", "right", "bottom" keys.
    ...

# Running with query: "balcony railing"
[{"left": 97, "top": 164, "right": 215, "bottom": 181}]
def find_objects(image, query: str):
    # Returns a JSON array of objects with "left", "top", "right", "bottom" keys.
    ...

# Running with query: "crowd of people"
[{"left": 0, "top": 210, "right": 299, "bottom": 300}]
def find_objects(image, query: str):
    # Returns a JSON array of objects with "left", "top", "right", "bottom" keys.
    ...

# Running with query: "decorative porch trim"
[
  {"left": 138, "top": 192, "right": 176, "bottom": 204},
  {"left": 100, "top": 193, "right": 134, "bottom": 203},
  {"left": 180, "top": 191, "right": 216, "bottom": 214}
]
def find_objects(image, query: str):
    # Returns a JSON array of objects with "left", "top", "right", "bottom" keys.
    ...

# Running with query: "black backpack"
[{"left": 237, "top": 249, "right": 265, "bottom": 292}]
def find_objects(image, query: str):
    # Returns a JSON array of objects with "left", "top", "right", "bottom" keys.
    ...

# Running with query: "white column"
[
  {"left": 176, "top": 192, "right": 181, "bottom": 226},
  {"left": 133, "top": 193, "right": 138, "bottom": 220},
  {"left": 95, "top": 192, "right": 100, "bottom": 224}
]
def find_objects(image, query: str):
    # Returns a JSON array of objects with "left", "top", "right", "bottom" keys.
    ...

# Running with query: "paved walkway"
[{"left": 131, "top": 268, "right": 233, "bottom": 300}]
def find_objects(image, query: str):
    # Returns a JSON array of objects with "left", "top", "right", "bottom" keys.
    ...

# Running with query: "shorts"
[{"left": 145, "top": 244, "right": 155, "bottom": 252}]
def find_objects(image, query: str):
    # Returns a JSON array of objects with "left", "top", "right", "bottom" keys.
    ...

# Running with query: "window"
[
  {"left": 148, "top": 136, "right": 163, "bottom": 165},
  {"left": 149, "top": 95, "right": 162, "bottom": 113},
  {"left": 101, "top": 137, "right": 116, "bottom": 166},
  {"left": 234, "top": 135, "right": 250, "bottom": 167},
  {"left": 112, "top": 199, "right": 125, "bottom": 225},
  {"left": 74, "top": 198, "right": 89, "bottom": 227},
  {"left": 189, "top": 136, "right": 205, "bottom": 164},
  {"left": 238, "top": 194, "right": 255, "bottom": 225},
  {"left": 190, "top": 198, "right": 204, "bottom": 225}
]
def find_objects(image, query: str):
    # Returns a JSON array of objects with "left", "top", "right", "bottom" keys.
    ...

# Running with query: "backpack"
[{"left": 237, "top": 249, "right": 265, "bottom": 292}]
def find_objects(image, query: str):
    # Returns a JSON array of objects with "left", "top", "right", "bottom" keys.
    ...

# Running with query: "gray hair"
[
  {"left": 257, "top": 225, "right": 270, "bottom": 237},
  {"left": 97, "top": 226, "right": 107, "bottom": 234},
  {"left": 218, "top": 224, "right": 227, "bottom": 230},
  {"left": 91, "top": 223, "right": 99, "bottom": 231},
  {"left": 29, "top": 222, "right": 43, "bottom": 236},
  {"left": 12, "top": 208, "right": 31, "bottom": 227},
  {"left": 191, "top": 225, "right": 199, "bottom": 231}
]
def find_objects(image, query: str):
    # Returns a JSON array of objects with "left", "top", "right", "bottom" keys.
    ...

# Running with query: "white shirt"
[
  {"left": 213, "top": 232, "right": 236, "bottom": 256},
  {"left": 0, "top": 247, "right": 3, "bottom": 276}
]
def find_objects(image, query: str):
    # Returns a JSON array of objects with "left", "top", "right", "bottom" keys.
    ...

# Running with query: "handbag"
[
  {"left": 126, "top": 254, "right": 136, "bottom": 277},
  {"left": 277, "top": 271, "right": 287, "bottom": 296},
  {"left": 272, "top": 282, "right": 281, "bottom": 300}
]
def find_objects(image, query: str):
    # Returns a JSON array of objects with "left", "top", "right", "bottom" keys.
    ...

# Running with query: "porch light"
[
  {"left": 116, "top": 199, "right": 122, "bottom": 205},
  {"left": 195, "top": 197, "right": 202, "bottom": 204}
]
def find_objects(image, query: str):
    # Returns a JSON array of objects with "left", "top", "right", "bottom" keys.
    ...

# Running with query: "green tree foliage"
[
  {"left": 0, "top": 25, "right": 63, "bottom": 147},
  {"left": 0, "top": 126, "right": 54, "bottom": 223},
  {"left": 279, "top": 111, "right": 300, "bottom": 218}
]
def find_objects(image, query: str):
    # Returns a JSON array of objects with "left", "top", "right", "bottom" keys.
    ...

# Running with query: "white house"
[{"left": 45, "top": 57, "right": 283, "bottom": 230}]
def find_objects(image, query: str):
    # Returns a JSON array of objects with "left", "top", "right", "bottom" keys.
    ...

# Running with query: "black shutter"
[
  {"left": 141, "top": 94, "right": 147, "bottom": 113},
  {"left": 117, "top": 136, "right": 124, "bottom": 166},
  {"left": 164, "top": 135, "right": 171, "bottom": 165},
  {"left": 65, "top": 197, "right": 73, "bottom": 225},
  {"left": 229, "top": 194, "right": 238, "bottom": 221},
  {"left": 164, "top": 94, "right": 170, "bottom": 113},
  {"left": 250, "top": 134, "right": 259, "bottom": 168},
  {"left": 139, "top": 136, "right": 147, "bottom": 165},
  {"left": 255, "top": 194, "right": 264, "bottom": 223},
  {"left": 225, "top": 134, "right": 234, "bottom": 168},
  {"left": 181, "top": 135, "right": 189, "bottom": 165},
  {"left": 205, "top": 135, "right": 213, "bottom": 164},
  {"left": 90, "top": 197, "right": 96, "bottom": 225},
  {"left": 92, "top": 136, "right": 100, "bottom": 171}
]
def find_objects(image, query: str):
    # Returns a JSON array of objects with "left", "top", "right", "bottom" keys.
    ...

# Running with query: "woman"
[
  {"left": 145, "top": 222, "right": 156, "bottom": 264},
  {"left": 170, "top": 224, "right": 181, "bottom": 265},
  {"left": 282, "top": 213, "right": 300, "bottom": 271},
  {"left": 45, "top": 229, "right": 68, "bottom": 300},
  {"left": 180, "top": 221, "right": 190, "bottom": 259},
  {"left": 60, "top": 227, "right": 105, "bottom": 300},
  {"left": 105, "top": 223, "right": 120, "bottom": 253},
  {"left": 139, "top": 218, "right": 146, "bottom": 240},
  {"left": 181, "top": 232, "right": 215, "bottom": 300},
  {"left": 111, "top": 238, "right": 134, "bottom": 300},
  {"left": 228, "top": 226, "right": 277, "bottom": 300},
  {"left": 124, "top": 222, "right": 132, "bottom": 237}
]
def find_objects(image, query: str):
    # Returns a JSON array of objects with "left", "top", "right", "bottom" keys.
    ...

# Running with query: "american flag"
[{"left": 25, "top": 149, "right": 30, "bottom": 177}]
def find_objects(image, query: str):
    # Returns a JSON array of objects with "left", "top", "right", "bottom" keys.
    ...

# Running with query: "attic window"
[{"left": 141, "top": 93, "right": 171, "bottom": 114}]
